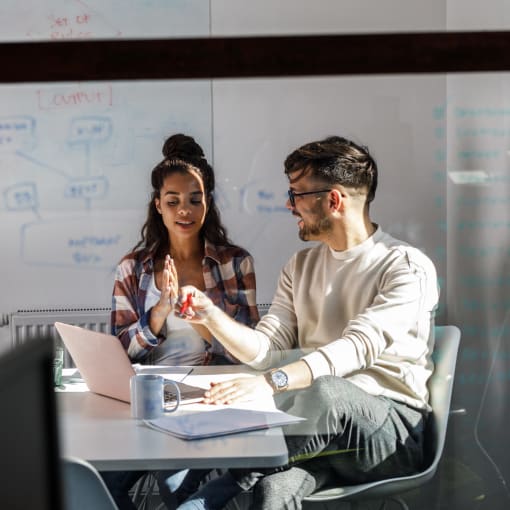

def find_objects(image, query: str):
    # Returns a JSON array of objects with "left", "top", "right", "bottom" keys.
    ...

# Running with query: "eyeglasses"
[{"left": 287, "top": 188, "right": 332, "bottom": 207}]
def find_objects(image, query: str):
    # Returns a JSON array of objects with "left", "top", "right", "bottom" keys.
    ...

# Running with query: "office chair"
[
  {"left": 62, "top": 456, "right": 119, "bottom": 510},
  {"left": 302, "top": 324, "right": 461, "bottom": 510}
]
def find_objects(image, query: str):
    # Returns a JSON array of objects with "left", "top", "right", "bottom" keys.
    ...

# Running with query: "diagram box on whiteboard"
[
  {"left": 0, "top": 116, "right": 35, "bottom": 152},
  {"left": 20, "top": 218, "right": 129, "bottom": 269},
  {"left": 68, "top": 117, "right": 113, "bottom": 145},
  {"left": 64, "top": 177, "right": 108, "bottom": 200},
  {"left": 4, "top": 182, "right": 38, "bottom": 211}
]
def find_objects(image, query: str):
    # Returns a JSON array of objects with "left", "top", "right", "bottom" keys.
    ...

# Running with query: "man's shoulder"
[
  {"left": 285, "top": 243, "right": 326, "bottom": 269},
  {"left": 376, "top": 231, "right": 436, "bottom": 273}
]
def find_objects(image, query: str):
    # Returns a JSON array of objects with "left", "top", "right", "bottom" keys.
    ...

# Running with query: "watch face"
[{"left": 272, "top": 370, "right": 288, "bottom": 389}]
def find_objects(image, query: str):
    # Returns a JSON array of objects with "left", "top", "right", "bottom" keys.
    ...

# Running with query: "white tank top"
[{"left": 145, "top": 274, "right": 207, "bottom": 366}]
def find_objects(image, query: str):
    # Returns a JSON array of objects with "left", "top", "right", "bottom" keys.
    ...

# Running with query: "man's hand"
[
  {"left": 176, "top": 285, "right": 216, "bottom": 323},
  {"left": 175, "top": 285, "right": 263, "bottom": 365},
  {"left": 203, "top": 375, "right": 274, "bottom": 405}
]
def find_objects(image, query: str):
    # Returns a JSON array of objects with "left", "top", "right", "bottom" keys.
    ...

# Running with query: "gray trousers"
[{"left": 234, "top": 376, "right": 428, "bottom": 510}]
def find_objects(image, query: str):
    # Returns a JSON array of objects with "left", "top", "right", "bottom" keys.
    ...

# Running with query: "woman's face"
[{"left": 154, "top": 170, "right": 208, "bottom": 241}]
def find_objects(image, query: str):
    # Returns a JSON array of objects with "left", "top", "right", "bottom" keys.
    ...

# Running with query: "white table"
[{"left": 57, "top": 365, "right": 289, "bottom": 471}]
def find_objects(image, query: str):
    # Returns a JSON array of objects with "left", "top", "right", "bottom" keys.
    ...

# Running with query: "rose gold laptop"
[{"left": 54, "top": 322, "right": 205, "bottom": 404}]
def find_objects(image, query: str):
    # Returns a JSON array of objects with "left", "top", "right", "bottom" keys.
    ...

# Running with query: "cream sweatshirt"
[{"left": 250, "top": 226, "right": 439, "bottom": 411}]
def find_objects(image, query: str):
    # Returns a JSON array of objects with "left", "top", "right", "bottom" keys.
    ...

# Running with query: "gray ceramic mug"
[{"left": 130, "top": 374, "right": 180, "bottom": 420}]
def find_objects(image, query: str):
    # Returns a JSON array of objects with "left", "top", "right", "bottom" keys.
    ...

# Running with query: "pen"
[{"left": 179, "top": 293, "right": 193, "bottom": 316}]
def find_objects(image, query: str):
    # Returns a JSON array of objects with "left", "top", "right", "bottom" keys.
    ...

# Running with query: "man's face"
[{"left": 286, "top": 172, "right": 332, "bottom": 242}]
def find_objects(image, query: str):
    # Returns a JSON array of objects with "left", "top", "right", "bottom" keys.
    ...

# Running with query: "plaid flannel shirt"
[{"left": 111, "top": 240, "right": 259, "bottom": 363}]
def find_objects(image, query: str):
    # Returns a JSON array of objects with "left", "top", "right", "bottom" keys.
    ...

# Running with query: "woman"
[
  {"left": 112, "top": 133, "right": 259, "bottom": 365},
  {"left": 103, "top": 133, "right": 259, "bottom": 509}
]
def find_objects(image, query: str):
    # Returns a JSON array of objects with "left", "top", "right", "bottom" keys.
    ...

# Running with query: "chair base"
[{"left": 303, "top": 495, "right": 409, "bottom": 510}]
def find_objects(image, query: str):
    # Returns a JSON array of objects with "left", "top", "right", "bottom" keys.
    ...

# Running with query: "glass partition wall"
[{"left": 1, "top": 1, "right": 510, "bottom": 508}]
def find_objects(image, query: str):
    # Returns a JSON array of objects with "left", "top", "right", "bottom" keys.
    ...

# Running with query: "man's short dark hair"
[{"left": 284, "top": 136, "right": 378, "bottom": 204}]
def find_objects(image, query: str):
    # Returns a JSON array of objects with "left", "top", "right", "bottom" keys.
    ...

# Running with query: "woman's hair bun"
[{"left": 162, "top": 133, "right": 205, "bottom": 160}]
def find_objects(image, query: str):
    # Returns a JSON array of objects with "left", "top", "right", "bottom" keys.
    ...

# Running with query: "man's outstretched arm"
[{"left": 178, "top": 284, "right": 266, "bottom": 364}]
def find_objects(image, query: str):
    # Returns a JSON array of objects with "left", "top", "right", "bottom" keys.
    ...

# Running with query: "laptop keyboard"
[
  {"left": 164, "top": 386, "right": 180, "bottom": 402},
  {"left": 163, "top": 381, "right": 205, "bottom": 403}
]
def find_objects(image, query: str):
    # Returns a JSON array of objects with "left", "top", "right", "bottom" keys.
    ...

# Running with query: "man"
[{"left": 176, "top": 136, "right": 439, "bottom": 510}]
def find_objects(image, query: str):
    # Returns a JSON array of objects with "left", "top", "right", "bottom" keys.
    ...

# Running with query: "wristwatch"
[{"left": 264, "top": 369, "right": 289, "bottom": 393}]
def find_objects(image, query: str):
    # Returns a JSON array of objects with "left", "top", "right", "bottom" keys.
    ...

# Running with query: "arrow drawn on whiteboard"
[{"left": 15, "top": 151, "right": 70, "bottom": 178}]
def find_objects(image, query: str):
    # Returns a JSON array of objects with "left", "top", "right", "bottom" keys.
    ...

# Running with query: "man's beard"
[{"left": 298, "top": 206, "right": 332, "bottom": 241}]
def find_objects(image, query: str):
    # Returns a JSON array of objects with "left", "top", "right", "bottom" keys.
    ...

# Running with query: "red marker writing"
[{"left": 179, "top": 293, "right": 193, "bottom": 316}]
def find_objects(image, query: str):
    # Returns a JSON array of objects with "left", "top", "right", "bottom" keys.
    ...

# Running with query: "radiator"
[
  {"left": 10, "top": 308, "right": 111, "bottom": 367},
  {"left": 9, "top": 304, "right": 270, "bottom": 366},
  {"left": 257, "top": 303, "right": 271, "bottom": 317}
]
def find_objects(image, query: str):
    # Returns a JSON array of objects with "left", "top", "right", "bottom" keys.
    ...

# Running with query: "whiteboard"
[
  {"left": 0, "top": 0, "right": 446, "bottom": 41},
  {"left": 0, "top": 0, "right": 210, "bottom": 40},
  {"left": 0, "top": 0, "right": 449, "bottom": 312},
  {"left": 0, "top": 80, "right": 212, "bottom": 311},
  {"left": 212, "top": 76, "right": 446, "bottom": 305},
  {"left": 211, "top": 0, "right": 445, "bottom": 35},
  {"left": 0, "top": 74, "right": 448, "bottom": 311}
]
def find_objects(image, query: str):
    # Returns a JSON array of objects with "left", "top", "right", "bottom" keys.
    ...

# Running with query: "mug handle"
[{"left": 163, "top": 380, "right": 181, "bottom": 413}]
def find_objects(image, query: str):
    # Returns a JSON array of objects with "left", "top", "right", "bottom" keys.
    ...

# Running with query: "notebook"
[
  {"left": 54, "top": 322, "right": 206, "bottom": 404},
  {"left": 145, "top": 408, "right": 306, "bottom": 440}
]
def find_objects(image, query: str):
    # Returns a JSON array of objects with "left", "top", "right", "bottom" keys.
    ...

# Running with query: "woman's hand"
[
  {"left": 203, "top": 375, "right": 273, "bottom": 405},
  {"left": 150, "top": 255, "right": 178, "bottom": 333},
  {"left": 163, "top": 255, "right": 179, "bottom": 307}
]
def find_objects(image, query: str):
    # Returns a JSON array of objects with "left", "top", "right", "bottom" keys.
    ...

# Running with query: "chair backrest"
[
  {"left": 304, "top": 324, "right": 461, "bottom": 503},
  {"left": 62, "top": 457, "right": 118, "bottom": 510},
  {"left": 368, "top": 324, "right": 461, "bottom": 495},
  {"left": 423, "top": 325, "right": 461, "bottom": 474}
]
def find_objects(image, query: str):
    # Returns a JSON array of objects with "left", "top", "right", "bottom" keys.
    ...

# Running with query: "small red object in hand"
[{"left": 179, "top": 293, "right": 193, "bottom": 316}]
